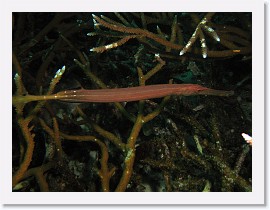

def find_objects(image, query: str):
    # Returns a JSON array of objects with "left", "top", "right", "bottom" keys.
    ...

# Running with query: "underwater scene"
[{"left": 12, "top": 12, "right": 252, "bottom": 192}]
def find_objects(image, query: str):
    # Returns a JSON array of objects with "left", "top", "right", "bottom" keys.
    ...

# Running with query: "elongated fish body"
[{"left": 55, "top": 84, "right": 234, "bottom": 103}]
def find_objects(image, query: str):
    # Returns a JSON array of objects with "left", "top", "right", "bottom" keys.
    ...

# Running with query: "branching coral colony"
[{"left": 12, "top": 12, "right": 252, "bottom": 192}]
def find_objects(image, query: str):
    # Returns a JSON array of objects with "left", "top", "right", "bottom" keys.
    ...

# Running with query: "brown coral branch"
[
  {"left": 75, "top": 107, "right": 126, "bottom": 152},
  {"left": 39, "top": 118, "right": 114, "bottom": 191},
  {"left": 115, "top": 110, "right": 143, "bottom": 192},
  {"left": 90, "top": 35, "right": 138, "bottom": 53},
  {"left": 92, "top": 14, "right": 183, "bottom": 50},
  {"left": 20, "top": 162, "right": 55, "bottom": 192},
  {"left": 12, "top": 119, "right": 35, "bottom": 188}
]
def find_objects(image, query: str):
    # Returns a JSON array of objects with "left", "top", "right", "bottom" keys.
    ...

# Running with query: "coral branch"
[
  {"left": 92, "top": 14, "right": 183, "bottom": 50},
  {"left": 75, "top": 107, "right": 126, "bottom": 152},
  {"left": 115, "top": 113, "right": 143, "bottom": 191},
  {"left": 180, "top": 13, "right": 220, "bottom": 58},
  {"left": 12, "top": 12, "right": 251, "bottom": 193},
  {"left": 12, "top": 119, "right": 35, "bottom": 187},
  {"left": 39, "top": 118, "right": 114, "bottom": 191},
  {"left": 90, "top": 35, "right": 138, "bottom": 53}
]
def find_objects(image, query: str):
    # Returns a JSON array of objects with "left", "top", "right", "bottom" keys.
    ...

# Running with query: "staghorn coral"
[{"left": 12, "top": 12, "right": 251, "bottom": 192}]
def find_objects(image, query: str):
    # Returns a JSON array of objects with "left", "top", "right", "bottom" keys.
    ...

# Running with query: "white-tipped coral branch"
[
  {"left": 179, "top": 15, "right": 220, "bottom": 58},
  {"left": 179, "top": 27, "right": 199, "bottom": 56},
  {"left": 90, "top": 35, "right": 137, "bottom": 53},
  {"left": 198, "top": 27, "right": 207, "bottom": 58},
  {"left": 90, "top": 13, "right": 250, "bottom": 58},
  {"left": 241, "top": 133, "right": 252, "bottom": 146}
]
